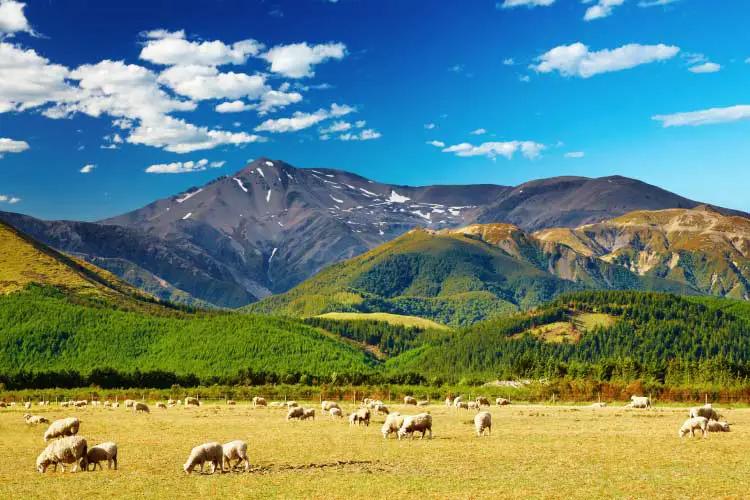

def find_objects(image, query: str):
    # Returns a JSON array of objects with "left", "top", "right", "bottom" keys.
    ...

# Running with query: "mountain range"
[{"left": 1, "top": 157, "right": 747, "bottom": 308}]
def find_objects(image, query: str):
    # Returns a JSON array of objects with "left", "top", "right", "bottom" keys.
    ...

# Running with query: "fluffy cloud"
[
  {"left": 583, "top": 0, "right": 624, "bottom": 21},
  {"left": 0, "top": 43, "right": 74, "bottom": 112},
  {"left": 688, "top": 62, "right": 721, "bottom": 73},
  {"left": 145, "top": 158, "right": 226, "bottom": 174},
  {"left": 532, "top": 42, "right": 679, "bottom": 78},
  {"left": 426, "top": 140, "right": 445, "bottom": 148},
  {"left": 565, "top": 151, "right": 585, "bottom": 158},
  {"left": 255, "top": 86, "right": 303, "bottom": 115},
  {"left": 215, "top": 100, "right": 254, "bottom": 113},
  {"left": 140, "top": 35, "right": 264, "bottom": 66},
  {"left": 80, "top": 164, "right": 96, "bottom": 173},
  {"left": 441, "top": 141, "right": 545, "bottom": 159},
  {"left": 158, "top": 64, "right": 267, "bottom": 101},
  {"left": 424, "top": 123, "right": 436, "bottom": 130},
  {"left": 503, "top": 58, "right": 515, "bottom": 65},
  {"left": 0, "top": 194, "right": 21, "bottom": 203},
  {"left": 0, "top": 137, "right": 29, "bottom": 156},
  {"left": 638, "top": 0, "right": 680, "bottom": 6},
  {"left": 0, "top": 0, "right": 32, "bottom": 37},
  {"left": 320, "top": 120, "right": 352, "bottom": 133},
  {"left": 652, "top": 105, "right": 750, "bottom": 127},
  {"left": 261, "top": 42, "right": 346, "bottom": 78},
  {"left": 255, "top": 103, "right": 355, "bottom": 133},
  {"left": 470, "top": 128, "right": 487, "bottom": 135},
  {"left": 339, "top": 129, "right": 381, "bottom": 141},
  {"left": 499, "top": 0, "right": 555, "bottom": 8}
]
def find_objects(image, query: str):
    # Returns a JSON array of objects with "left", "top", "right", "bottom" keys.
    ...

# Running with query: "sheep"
[
  {"left": 417, "top": 401, "right": 430, "bottom": 407},
  {"left": 113, "top": 402, "right": 120, "bottom": 408},
  {"left": 103, "top": 401, "right": 112, "bottom": 408},
  {"left": 367, "top": 400, "right": 383, "bottom": 409},
  {"left": 444, "top": 397, "right": 452, "bottom": 407},
  {"left": 286, "top": 406, "right": 304, "bottom": 421},
  {"left": 44, "top": 417, "right": 80, "bottom": 442},
  {"left": 177, "top": 399, "right": 182, "bottom": 405},
  {"left": 397, "top": 413, "right": 433, "bottom": 440},
  {"left": 350, "top": 407, "right": 371, "bottom": 427},
  {"left": 476, "top": 397, "right": 491, "bottom": 407},
  {"left": 300, "top": 408, "right": 316, "bottom": 421},
  {"left": 329, "top": 408, "right": 343, "bottom": 419},
  {"left": 226, "top": 400, "right": 236, "bottom": 406},
  {"left": 456, "top": 402, "right": 469, "bottom": 410},
  {"left": 269, "top": 402, "right": 285, "bottom": 408},
  {"left": 74, "top": 400, "right": 87, "bottom": 408},
  {"left": 222, "top": 440, "right": 250, "bottom": 472},
  {"left": 155, "top": 402, "right": 167, "bottom": 409},
  {"left": 25, "top": 401, "right": 31, "bottom": 410},
  {"left": 404, "top": 396, "right": 417, "bottom": 406},
  {"left": 167, "top": 399, "right": 176, "bottom": 406},
  {"left": 24, "top": 414, "right": 50, "bottom": 425},
  {"left": 689, "top": 405, "right": 719, "bottom": 421},
  {"left": 321, "top": 401, "right": 340, "bottom": 412},
  {"left": 467, "top": 402, "right": 480, "bottom": 410},
  {"left": 285, "top": 401, "right": 299, "bottom": 408},
  {"left": 496, "top": 398, "right": 511, "bottom": 406},
  {"left": 9, "top": 402, "right": 16, "bottom": 407},
  {"left": 590, "top": 402, "right": 607, "bottom": 408},
  {"left": 453, "top": 396, "right": 463, "bottom": 407},
  {"left": 707, "top": 421, "right": 730, "bottom": 433},
  {"left": 60, "top": 402, "right": 69, "bottom": 408},
  {"left": 474, "top": 412, "right": 492, "bottom": 437},
  {"left": 381, "top": 412, "right": 404, "bottom": 439},
  {"left": 373, "top": 403, "right": 390, "bottom": 415},
  {"left": 625, "top": 395, "right": 651, "bottom": 409},
  {"left": 183, "top": 442, "right": 223, "bottom": 474},
  {"left": 124, "top": 399, "right": 135, "bottom": 408},
  {"left": 185, "top": 397, "right": 200, "bottom": 407},
  {"left": 87, "top": 442, "right": 118, "bottom": 471},
  {"left": 133, "top": 402, "right": 150, "bottom": 414},
  {"left": 251, "top": 396, "right": 267, "bottom": 408},
  {"left": 679, "top": 417, "right": 708, "bottom": 438},
  {"left": 36, "top": 435, "right": 88, "bottom": 473}
]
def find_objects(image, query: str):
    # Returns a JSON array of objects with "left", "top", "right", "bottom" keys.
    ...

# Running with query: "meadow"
[{"left": 2, "top": 400, "right": 749, "bottom": 499}]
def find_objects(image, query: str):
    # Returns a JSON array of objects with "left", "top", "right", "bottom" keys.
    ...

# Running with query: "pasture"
[{"left": 2, "top": 400, "right": 750, "bottom": 499}]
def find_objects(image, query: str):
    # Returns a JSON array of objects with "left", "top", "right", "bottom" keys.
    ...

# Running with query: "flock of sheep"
[{"left": 13, "top": 393, "right": 733, "bottom": 475}]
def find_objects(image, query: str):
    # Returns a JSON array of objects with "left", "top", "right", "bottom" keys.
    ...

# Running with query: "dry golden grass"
[
  {"left": 316, "top": 312, "right": 450, "bottom": 330},
  {"left": 2, "top": 401, "right": 749, "bottom": 499}
]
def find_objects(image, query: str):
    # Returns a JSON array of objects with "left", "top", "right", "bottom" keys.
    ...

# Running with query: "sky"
[{"left": 1, "top": 0, "right": 750, "bottom": 221}]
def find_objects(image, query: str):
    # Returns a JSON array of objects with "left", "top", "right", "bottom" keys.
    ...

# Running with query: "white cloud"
[
  {"left": 215, "top": 100, "right": 254, "bottom": 113},
  {"left": 0, "top": 0, "right": 32, "bottom": 37},
  {"left": 320, "top": 120, "right": 352, "bottom": 133},
  {"left": 255, "top": 87, "right": 303, "bottom": 115},
  {"left": 210, "top": 160, "right": 225, "bottom": 168},
  {"left": 688, "top": 62, "right": 721, "bottom": 73},
  {"left": 424, "top": 123, "right": 436, "bottom": 130},
  {"left": 145, "top": 158, "right": 211, "bottom": 174},
  {"left": 261, "top": 42, "right": 346, "bottom": 78},
  {"left": 583, "top": 0, "right": 625, "bottom": 21},
  {"left": 355, "top": 120, "right": 366, "bottom": 128},
  {"left": 470, "top": 128, "right": 487, "bottom": 135},
  {"left": 441, "top": 140, "right": 546, "bottom": 159},
  {"left": 80, "top": 164, "right": 96, "bottom": 173},
  {"left": 519, "top": 74, "right": 531, "bottom": 82},
  {"left": 140, "top": 36, "right": 264, "bottom": 66},
  {"left": 565, "top": 151, "right": 585, "bottom": 158},
  {"left": 532, "top": 42, "right": 679, "bottom": 78},
  {"left": 339, "top": 129, "right": 381, "bottom": 141},
  {"left": 503, "top": 58, "right": 515, "bottom": 65},
  {"left": 0, "top": 137, "right": 29, "bottom": 156},
  {"left": 0, "top": 43, "right": 75, "bottom": 112},
  {"left": 638, "top": 0, "right": 680, "bottom": 6},
  {"left": 158, "top": 64, "right": 267, "bottom": 101},
  {"left": 254, "top": 103, "right": 353, "bottom": 133},
  {"left": 140, "top": 29, "right": 185, "bottom": 40},
  {"left": 426, "top": 140, "right": 445, "bottom": 148},
  {"left": 499, "top": 0, "right": 556, "bottom": 8},
  {"left": 0, "top": 194, "right": 21, "bottom": 204},
  {"left": 652, "top": 105, "right": 750, "bottom": 127}
]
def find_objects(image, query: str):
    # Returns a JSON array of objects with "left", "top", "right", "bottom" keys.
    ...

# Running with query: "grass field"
[
  {"left": 315, "top": 312, "right": 450, "bottom": 330},
  {"left": 2, "top": 401, "right": 749, "bottom": 499}
]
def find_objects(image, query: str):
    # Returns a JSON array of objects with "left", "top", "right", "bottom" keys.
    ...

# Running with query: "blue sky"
[{"left": 1, "top": 0, "right": 750, "bottom": 221}]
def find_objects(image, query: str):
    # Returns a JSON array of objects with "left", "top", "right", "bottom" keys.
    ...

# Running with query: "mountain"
[{"left": 1, "top": 158, "right": 744, "bottom": 308}]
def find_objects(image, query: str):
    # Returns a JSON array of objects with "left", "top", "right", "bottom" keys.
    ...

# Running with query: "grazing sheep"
[
  {"left": 417, "top": 401, "right": 430, "bottom": 407},
  {"left": 252, "top": 397, "right": 267, "bottom": 407},
  {"left": 373, "top": 403, "right": 390, "bottom": 415},
  {"left": 625, "top": 395, "right": 651, "bottom": 409},
  {"left": 453, "top": 396, "right": 464, "bottom": 408},
  {"left": 707, "top": 421, "right": 730, "bottom": 433},
  {"left": 269, "top": 402, "right": 285, "bottom": 408},
  {"left": 36, "top": 435, "right": 88, "bottom": 473},
  {"left": 476, "top": 397, "right": 490, "bottom": 407},
  {"left": 381, "top": 412, "right": 404, "bottom": 439},
  {"left": 103, "top": 401, "right": 112, "bottom": 408},
  {"left": 87, "top": 442, "right": 118, "bottom": 471},
  {"left": 496, "top": 398, "right": 511, "bottom": 406},
  {"left": 689, "top": 405, "right": 719, "bottom": 421},
  {"left": 300, "top": 408, "right": 316, "bottom": 421},
  {"left": 456, "top": 402, "right": 469, "bottom": 410},
  {"left": 24, "top": 414, "right": 50, "bottom": 425},
  {"left": 25, "top": 402, "right": 31, "bottom": 410},
  {"left": 350, "top": 407, "right": 371, "bottom": 427},
  {"left": 44, "top": 417, "right": 80, "bottom": 442},
  {"left": 113, "top": 402, "right": 120, "bottom": 408},
  {"left": 222, "top": 440, "right": 250, "bottom": 472},
  {"left": 167, "top": 399, "right": 176, "bottom": 406},
  {"left": 286, "top": 406, "right": 304, "bottom": 421},
  {"left": 74, "top": 400, "right": 87, "bottom": 408},
  {"left": 226, "top": 400, "right": 236, "bottom": 406},
  {"left": 404, "top": 396, "right": 417, "bottom": 406},
  {"left": 679, "top": 417, "right": 708, "bottom": 438},
  {"left": 156, "top": 402, "right": 167, "bottom": 409},
  {"left": 285, "top": 401, "right": 299, "bottom": 408},
  {"left": 124, "top": 399, "right": 135, "bottom": 408},
  {"left": 133, "top": 402, "right": 150, "bottom": 414},
  {"left": 329, "top": 408, "right": 343, "bottom": 419},
  {"left": 185, "top": 397, "right": 200, "bottom": 407},
  {"left": 321, "top": 401, "right": 340, "bottom": 412},
  {"left": 183, "top": 442, "right": 223, "bottom": 475},
  {"left": 397, "top": 413, "right": 433, "bottom": 440},
  {"left": 467, "top": 402, "right": 480, "bottom": 410},
  {"left": 474, "top": 412, "right": 491, "bottom": 437}
]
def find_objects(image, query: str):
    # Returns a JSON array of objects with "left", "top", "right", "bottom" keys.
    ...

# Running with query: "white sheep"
[
  {"left": 496, "top": 398, "right": 510, "bottom": 406},
  {"left": 183, "top": 442, "right": 223, "bottom": 474},
  {"left": 300, "top": 408, "right": 316, "bottom": 421},
  {"left": 124, "top": 399, "right": 135, "bottom": 408},
  {"left": 252, "top": 396, "right": 267, "bottom": 407},
  {"left": 590, "top": 402, "right": 607, "bottom": 408},
  {"left": 44, "top": 417, "right": 80, "bottom": 442},
  {"left": 453, "top": 396, "right": 463, "bottom": 408},
  {"left": 36, "top": 435, "right": 88, "bottom": 473},
  {"left": 397, "top": 413, "right": 433, "bottom": 440},
  {"left": 222, "top": 440, "right": 250, "bottom": 472},
  {"left": 185, "top": 397, "right": 200, "bottom": 407},
  {"left": 25, "top": 401, "right": 31, "bottom": 410},
  {"left": 625, "top": 395, "right": 651, "bottom": 409},
  {"left": 24, "top": 414, "right": 50, "bottom": 425},
  {"left": 285, "top": 401, "right": 299, "bottom": 408},
  {"left": 113, "top": 402, "right": 120, "bottom": 408},
  {"left": 350, "top": 407, "right": 371, "bottom": 427},
  {"left": 381, "top": 412, "right": 404, "bottom": 439},
  {"left": 286, "top": 406, "right": 304, "bottom": 421},
  {"left": 474, "top": 412, "right": 491, "bottom": 437},
  {"left": 103, "top": 401, "right": 112, "bottom": 408},
  {"left": 329, "top": 408, "right": 343, "bottom": 419},
  {"left": 417, "top": 400, "right": 430, "bottom": 407},
  {"left": 321, "top": 401, "right": 340, "bottom": 412},
  {"left": 226, "top": 400, "right": 236, "bottom": 406},
  {"left": 467, "top": 402, "right": 480, "bottom": 410},
  {"left": 133, "top": 402, "right": 150, "bottom": 414},
  {"left": 404, "top": 396, "right": 417, "bottom": 406},
  {"left": 689, "top": 405, "right": 719, "bottom": 421},
  {"left": 456, "top": 401, "right": 469, "bottom": 410},
  {"left": 74, "top": 400, "right": 87, "bottom": 408},
  {"left": 155, "top": 402, "right": 167, "bottom": 409},
  {"left": 373, "top": 403, "right": 390, "bottom": 415},
  {"left": 707, "top": 420, "right": 730, "bottom": 432},
  {"left": 476, "top": 397, "right": 490, "bottom": 407},
  {"left": 87, "top": 442, "right": 118, "bottom": 471},
  {"left": 167, "top": 399, "right": 176, "bottom": 406},
  {"left": 679, "top": 417, "right": 708, "bottom": 438}
]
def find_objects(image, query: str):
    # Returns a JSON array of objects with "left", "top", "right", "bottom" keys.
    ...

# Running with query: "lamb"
[
  {"left": 185, "top": 397, "right": 200, "bottom": 407},
  {"left": 496, "top": 398, "right": 511, "bottom": 406},
  {"left": 476, "top": 397, "right": 491, "bottom": 407},
  {"left": 474, "top": 412, "right": 491, "bottom": 437},
  {"left": 44, "top": 417, "right": 80, "bottom": 442},
  {"left": 183, "top": 442, "right": 223, "bottom": 474},
  {"left": 252, "top": 397, "right": 267, "bottom": 407},
  {"left": 707, "top": 421, "right": 730, "bottom": 433},
  {"left": 329, "top": 408, "right": 343, "bottom": 419},
  {"left": 397, "top": 413, "right": 433, "bottom": 440},
  {"left": 381, "top": 412, "right": 404, "bottom": 439},
  {"left": 87, "top": 442, "right": 118, "bottom": 471},
  {"left": 36, "top": 435, "right": 88, "bottom": 473},
  {"left": 300, "top": 408, "right": 316, "bottom": 421},
  {"left": 625, "top": 395, "right": 651, "bottom": 409},
  {"left": 133, "top": 402, "right": 150, "bottom": 414},
  {"left": 404, "top": 396, "right": 417, "bottom": 406},
  {"left": 24, "top": 414, "right": 50, "bottom": 425},
  {"left": 679, "top": 417, "right": 708, "bottom": 438},
  {"left": 689, "top": 405, "right": 719, "bottom": 421},
  {"left": 124, "top": 399, "right": 135, "bottom": 408},
  {"left": 286, "top": 406, "right": 304, "bottom": 421},
  {"left": 350, "top": 407, "right": 371, "bottom": 427},
  {"left": 222, "top": 440, "right": 250, "bottom": 472}
]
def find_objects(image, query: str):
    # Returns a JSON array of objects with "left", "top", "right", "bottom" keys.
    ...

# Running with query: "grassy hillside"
[{"left": 316, "top": 312, "right": 449, "bottom": 330}]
